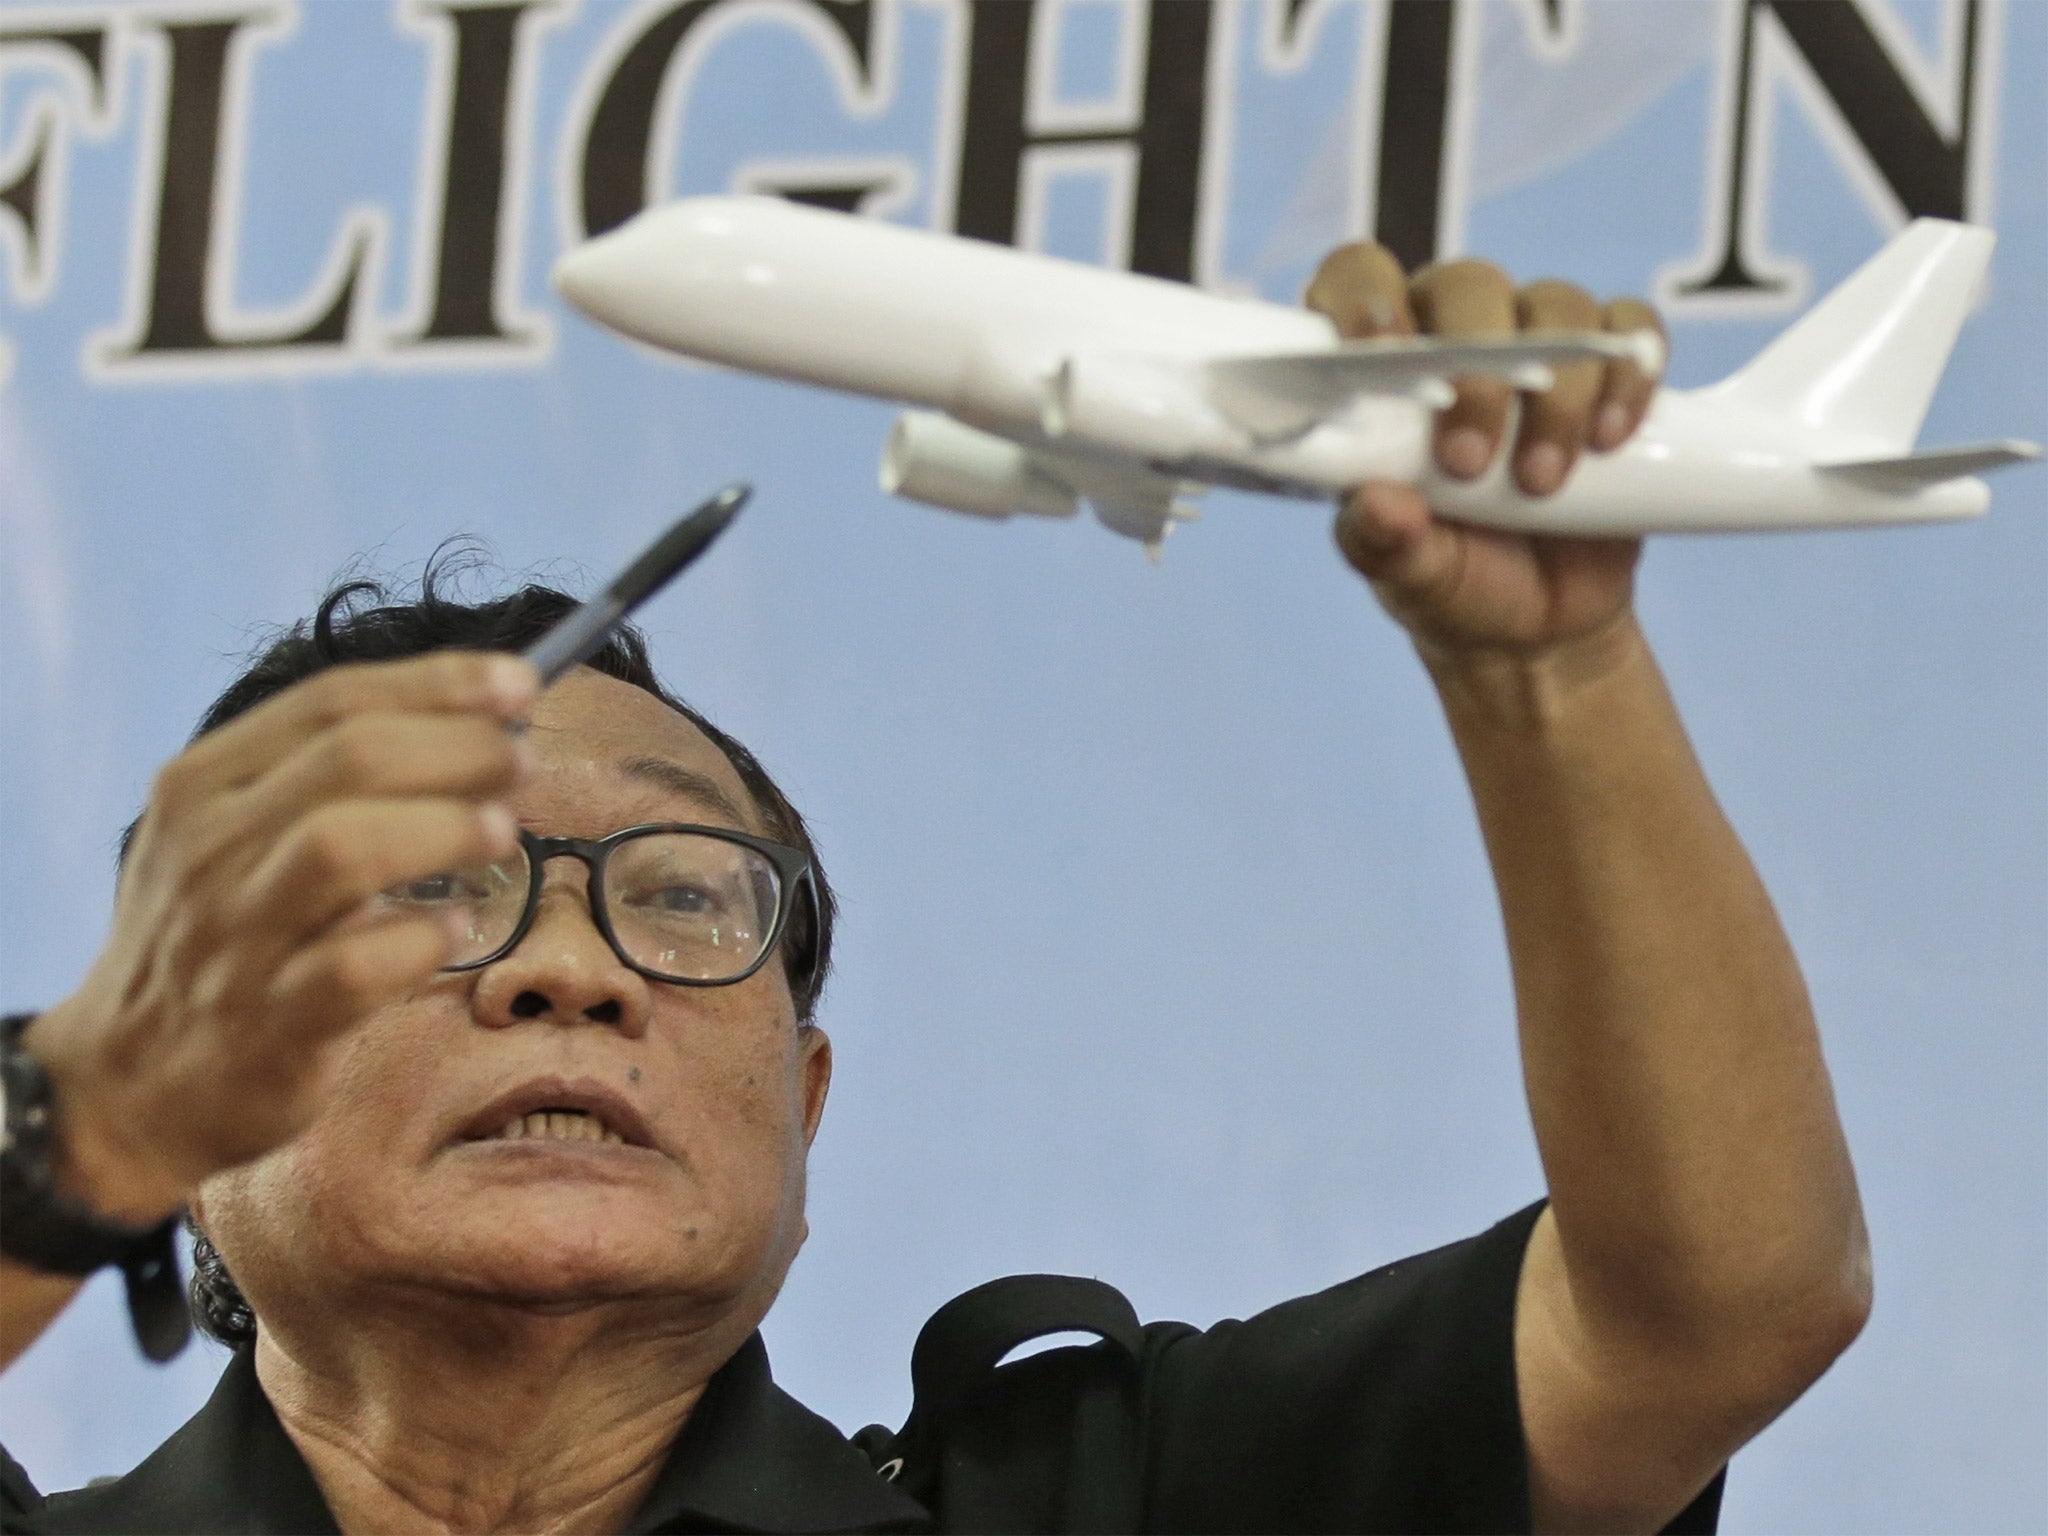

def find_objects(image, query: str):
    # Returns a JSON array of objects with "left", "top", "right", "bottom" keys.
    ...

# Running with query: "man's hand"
[
  {"left": 1304, "top": 245, "right": 1664, "bottom": 657},
  {"left": 20, "top": 653, "right": 538, "bottom": 1225}
]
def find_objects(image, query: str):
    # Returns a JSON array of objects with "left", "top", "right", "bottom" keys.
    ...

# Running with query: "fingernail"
[
  {"left": 480, "top": 803, "right": 518, "bottom": 853},
  {"left": 1441, "top": 428, "right": 1493, "bottom": 480},
  {"left": 487, "top": 657, "right": 539, "bottom": 715},
  {"left": 1594, "top": 403, "right": 1631, "bottom": 450},
  {"left": 1519, "top": 443, "right": 1568, "bottom": 496}
]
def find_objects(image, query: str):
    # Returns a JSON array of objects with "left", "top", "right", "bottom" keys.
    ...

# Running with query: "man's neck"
[{"left": 254, "top": 1297, "right": 742, "bottom": 1535}]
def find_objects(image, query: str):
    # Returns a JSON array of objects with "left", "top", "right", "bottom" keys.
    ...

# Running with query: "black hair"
[{"left": 169, "top": 558, "right": 835, "bottom": 1349}]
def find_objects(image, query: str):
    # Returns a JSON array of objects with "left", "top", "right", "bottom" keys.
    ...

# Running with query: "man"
[{"left": 0, "top": 250, "right": 1869, "bottom": 1534}]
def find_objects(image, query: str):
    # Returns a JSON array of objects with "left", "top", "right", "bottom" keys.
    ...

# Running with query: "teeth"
[{"left": 489, "top": 1109, "right": 623, "bottom": 1143}]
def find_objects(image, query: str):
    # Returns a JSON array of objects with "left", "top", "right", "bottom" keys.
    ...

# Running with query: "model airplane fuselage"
[{"left": 554, "top": 196, "right": 2039, "bottom": 551}]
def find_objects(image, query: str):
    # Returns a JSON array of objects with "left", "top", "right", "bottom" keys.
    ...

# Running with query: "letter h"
[{"left": 951, "top": 0, "right": 1214, "bottom": 284}]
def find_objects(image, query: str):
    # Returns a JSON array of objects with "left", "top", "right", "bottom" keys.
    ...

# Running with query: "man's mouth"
[
  {"left": 485, "top": 1109, "right": 629, "bottom": 1145},
  {"left": 455, "top": 1079, "right": 660, "bottom": 1151}
]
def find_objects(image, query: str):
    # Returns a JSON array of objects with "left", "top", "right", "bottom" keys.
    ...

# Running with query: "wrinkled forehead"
[{"left": 514, "top": 669, "right": 762, "bottom": 836}]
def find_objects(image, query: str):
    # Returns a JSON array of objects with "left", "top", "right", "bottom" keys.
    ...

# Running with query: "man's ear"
[{"left": 798, "top": 1026, "right": 832, "bottom": 1147}]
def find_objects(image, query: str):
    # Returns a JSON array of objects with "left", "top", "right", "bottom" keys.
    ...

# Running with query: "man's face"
[{"left": 198, "top": 669, "right": 832, "bottom": 1339}]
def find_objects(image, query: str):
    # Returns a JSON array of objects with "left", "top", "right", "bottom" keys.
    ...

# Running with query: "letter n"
[{"left": 1676, "top": 0, "right": 1990, "bottom": 299}]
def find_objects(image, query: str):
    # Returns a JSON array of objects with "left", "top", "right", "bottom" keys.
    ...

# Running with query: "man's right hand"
[{"left": 20, "top": 652, "right": 537, "bottom": 1225}]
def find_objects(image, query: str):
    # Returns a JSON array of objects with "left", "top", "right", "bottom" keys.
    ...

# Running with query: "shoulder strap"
[
  {"left": 1, "top": 1442, "right": 43, "bottom": 1528},
  {"left": 908, "top": 1273, "right": 1143, "bottom": 1428},
  {"left": 868, "top": 1275, "right": 1146, "bottom": 1532}
]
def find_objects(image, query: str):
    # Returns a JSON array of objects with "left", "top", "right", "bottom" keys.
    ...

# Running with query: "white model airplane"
[{"left": 553, "top": 196, "right": 2040, "bottom": 555}]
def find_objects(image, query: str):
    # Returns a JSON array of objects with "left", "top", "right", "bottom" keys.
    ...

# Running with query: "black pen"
[{"left": 523, "top": 482, "right": 750, "bottom": 686}]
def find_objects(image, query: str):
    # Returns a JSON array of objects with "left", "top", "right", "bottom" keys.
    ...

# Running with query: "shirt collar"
[
  {"left": 26, "top": 1346, "right": 336, "bottom": 1535},
  {"left": 29, "top": 1335, "right": 927, "bottom": 1535},
  {"left": 630, "top": 1334, "right": 928, "bottom": 1533}
]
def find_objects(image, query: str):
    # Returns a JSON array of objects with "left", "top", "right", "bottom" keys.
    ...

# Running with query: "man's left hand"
[{"left": 1304, "top": 246, "right": 1664, "bottom": 658}]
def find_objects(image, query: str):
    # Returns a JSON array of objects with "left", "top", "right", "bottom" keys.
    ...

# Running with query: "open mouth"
[
  {"left": 481, "top": 1108, "right": 629, "bottom": 1145},
  {"left": 455, "top": 1079, "right": 659, "bottom": 1152}
]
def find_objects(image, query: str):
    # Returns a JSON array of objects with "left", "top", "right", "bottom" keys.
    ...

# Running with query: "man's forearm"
[
  {"left": 1429, "top": 612, "right": 1869, "bottom": 1358},
  {"left": 1, "top": 1262, "right": 84, "bottom": 1373}
]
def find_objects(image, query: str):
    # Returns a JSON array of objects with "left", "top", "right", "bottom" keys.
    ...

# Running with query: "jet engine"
[{"left": 880, "top": 412, "right": 1080, "bottom": 521}]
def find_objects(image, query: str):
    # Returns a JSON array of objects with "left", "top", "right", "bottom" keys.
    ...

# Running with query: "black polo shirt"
[{"left": 1, "top": 1204, "right": 1724, "bottom": 1533}]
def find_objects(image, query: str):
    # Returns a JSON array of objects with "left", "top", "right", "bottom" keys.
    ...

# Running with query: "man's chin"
[
  {"left": 433, "top": 1135, "right": 681, "bottom": 1189},
  {"left": 402, "top": 1223, "right": 732, "bottom": 1312},
  {"left": 381, "top": 1183, "right": 750, "bottom": 1309}
]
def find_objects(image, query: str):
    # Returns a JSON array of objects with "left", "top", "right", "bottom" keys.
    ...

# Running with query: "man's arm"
[
  {"left": 1305, "top": 249, "right": 1871, "bottom": 1534},
  {"left": 1440, "top": 618, "right": 1867, "bottom": 1534},
  {"left": 0, "top": 1265, "right": 84, "bottom": 1370}
]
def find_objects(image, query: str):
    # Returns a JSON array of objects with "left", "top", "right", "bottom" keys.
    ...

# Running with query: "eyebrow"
[{"left": 617, "top": 755, "right": 755, "bottom": 830}]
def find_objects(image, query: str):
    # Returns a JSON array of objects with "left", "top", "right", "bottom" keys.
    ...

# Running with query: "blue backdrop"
[{"left": 2, "top": 2, "right": 2042, "bottom": 1529}]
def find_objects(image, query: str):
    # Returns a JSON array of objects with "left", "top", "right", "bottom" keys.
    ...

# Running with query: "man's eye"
[
  {"left": 647, "top": 884, "right": 720, "bottom": 915},
  {"left": 386, "top": 874, "right": 473, "bottom": 904}
]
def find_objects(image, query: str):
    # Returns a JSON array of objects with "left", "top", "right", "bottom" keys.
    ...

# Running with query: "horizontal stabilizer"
[
  {"left": 1817, "top": 439, "right": 2043, "bottom": 489},
  {"left": 1206, "top": 331, "right": 1661, "bottom": 441}
]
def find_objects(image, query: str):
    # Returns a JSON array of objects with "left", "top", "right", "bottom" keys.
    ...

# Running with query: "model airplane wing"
[{"left": 1204, "top": 332, "right": 1663, "bottom": 439}]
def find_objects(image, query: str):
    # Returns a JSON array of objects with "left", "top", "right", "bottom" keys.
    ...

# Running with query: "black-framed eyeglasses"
[{"left": 374, "top": 823, "right": 818, "bottom": 990}]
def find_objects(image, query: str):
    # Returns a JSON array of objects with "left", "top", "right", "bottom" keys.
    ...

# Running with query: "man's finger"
[
  {"left": 1512, "top": 279, "right": 1605, "bottom": 497},
  {"left": 1304, "top": 242, "right": 1415, "bottom": 339},
  {"left": 167, "top": 652, "right": 538, "bottom": 803},
  {"left": 1334, "top": 484, "right": 1461, "bottom": 599},
  {"left": 216, "top": 714, "right": 532, "bottom": 856},
  {"left": 264, "top": 909, "right": 466, "bottom": 1049},
  {"left": 232, "top": 796, "right": 522, "bottom": 948},
  {"left": 1409, "top": 259, "right": 1517, "bottom": 479},
  {"left": 1593, "top": 297, "right": 1666, "bottom": 451}
]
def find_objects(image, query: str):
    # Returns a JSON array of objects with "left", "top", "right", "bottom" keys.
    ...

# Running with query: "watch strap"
[{"left": 1, "top": 1013, "right": 192, "bottom": 1360}]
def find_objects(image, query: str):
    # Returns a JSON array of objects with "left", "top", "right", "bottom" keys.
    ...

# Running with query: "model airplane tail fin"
[{"left": 1706, "top": 219, "right": 1994, "bottom": 450}]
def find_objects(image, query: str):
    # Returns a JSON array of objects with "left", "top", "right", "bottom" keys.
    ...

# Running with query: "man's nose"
[{"left": 470, "top": 887, "right": 652, "bottom": 1037}]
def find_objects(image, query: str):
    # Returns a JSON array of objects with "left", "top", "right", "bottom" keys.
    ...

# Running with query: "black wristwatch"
[{"left": 1, "top": 1014, "right": 191, "bottom": 1360}]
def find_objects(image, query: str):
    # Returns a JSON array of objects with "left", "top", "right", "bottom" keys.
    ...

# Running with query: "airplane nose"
[
  {"left": 550, "top": 202, "right": 755, "bottom": 349},
  {"left": 551, "top": 228, "right": 643, "bottom": 329}
]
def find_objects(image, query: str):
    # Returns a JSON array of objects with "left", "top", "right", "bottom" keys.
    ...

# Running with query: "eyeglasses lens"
[
  {"left": 372, "top": 851, "right": 529, "bottom": 965},
  {"left": 604, "top": 832, "right": 783, "bottom": 982}
]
